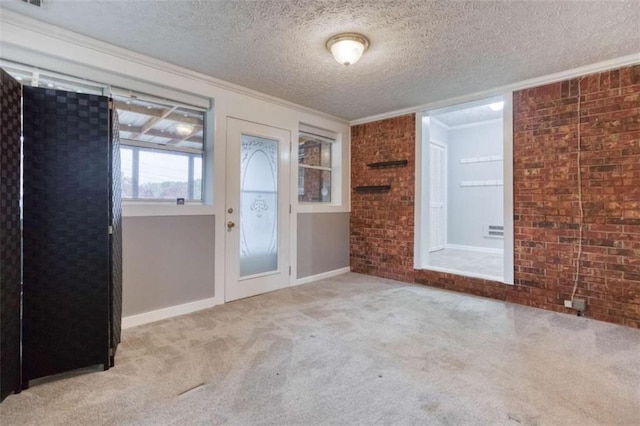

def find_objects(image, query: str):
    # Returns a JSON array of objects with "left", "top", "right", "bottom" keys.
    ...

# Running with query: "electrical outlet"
[
  {"left": 572, "top": 298, "right": 586, "bottom": 312},
  {"left": 564, "top": 300, "right": 573, "bottom": 308}
]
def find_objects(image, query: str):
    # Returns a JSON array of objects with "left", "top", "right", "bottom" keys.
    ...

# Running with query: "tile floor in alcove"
[{"left": 428, "top": 247, "right": 503, "bottom": 278}]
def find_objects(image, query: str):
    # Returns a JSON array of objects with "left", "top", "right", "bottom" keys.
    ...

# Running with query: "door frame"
[{"left": 223, "top": 117, "right": 293, "bottom": 302}]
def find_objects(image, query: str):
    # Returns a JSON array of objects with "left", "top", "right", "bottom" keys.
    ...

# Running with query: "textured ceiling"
[{"left": 2, "top": 0, "right": 639, "bottom": 121}]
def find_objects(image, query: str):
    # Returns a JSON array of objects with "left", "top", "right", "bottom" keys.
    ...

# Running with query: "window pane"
[
  {"left": 138, "top": 150, "right": 190, "bottom": 199},
  {"left": 298, "top": 168, "right": 331, "bottom": 202},
  {"left": 299, "top": 138, "right": 331, "bottom": 168},
  {"left": 114, "top": 96, "right": 205, "bottom": 151},
  {"left": 193, "top": 156, "right": 203, "bottom": 200},
  {"left": 120, "top": 147, "right": 134, "bottom": 198}
]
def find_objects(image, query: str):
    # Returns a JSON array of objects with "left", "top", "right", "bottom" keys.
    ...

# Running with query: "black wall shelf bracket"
[
  {"left": 354, "top": 185, "right": 391, "bottom": 193},
  {"left": 367, "top": 160, "right": 408, "bottom": 169}
]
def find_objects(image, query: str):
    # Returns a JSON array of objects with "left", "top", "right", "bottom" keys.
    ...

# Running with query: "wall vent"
[
  {"left": 21, "top": 0, "right": 42, "bottom": 7},
  {"left": 484, "top": 224, "right": 504, "bottom": 239}
]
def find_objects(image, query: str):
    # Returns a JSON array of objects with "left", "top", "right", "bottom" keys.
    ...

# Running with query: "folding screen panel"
[
  {"left": 22, "top": 87, "right": 112, "bottom": 383},
  {"left": 0, "top": 69, "right": 23, "bottom": 401},
  {"left": 109, "top": 107, "right": 123, "bottom": 365}
]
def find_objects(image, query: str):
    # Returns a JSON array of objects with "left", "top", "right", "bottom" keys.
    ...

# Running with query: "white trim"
[
  {"left": 294, "top": 267, "right": 351, "bottom": 286},
  {"left": 502, "top": 94, "right": 515, "bottom": 285},
  {"left": 350, "top": 53, "right": 640, "bottom": 125},
  {"left": 296, "top": 203, "right": 349, "bottom": 214},
  {"left": 445, "top": 243, "right": 504, "bottom": 255},
  {"left": 122, "top": 297, "right": 221, "bottom": 329},
  {"left": 0, "top": 10, "right": 348, "bottom": 125},
  {"left": 123, "top": 203, "right": 214, "bottom": 217},
  {"left": 414, "top": 112, "right": 427, "bottom": 269},
  {"left": 420, "top": 266, "right": 503, "bottom": 284}
]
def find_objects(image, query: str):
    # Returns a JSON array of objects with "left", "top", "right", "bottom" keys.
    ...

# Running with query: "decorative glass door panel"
[
  {"left": 240, "top": 135, "right": 278, "bottom": 277},
  {"left": 225, "top": 118, "right": 290, "bottom": 302}
]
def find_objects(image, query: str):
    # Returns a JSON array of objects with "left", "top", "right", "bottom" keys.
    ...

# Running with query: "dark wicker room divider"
[
  {"left": 0, "top": 73, "right": 122, "bottom": 401},
  {"left": 0, "top": 68, "right": 23, "bottom": 402}
]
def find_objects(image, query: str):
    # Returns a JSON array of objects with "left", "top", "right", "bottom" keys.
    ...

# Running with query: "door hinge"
[
  {"left": 289, "top": 266, "right": 291, "bottom": 276},
  {"left": 108, "top": 225, "right": 113, "bottom": 235},
  {"left": 289, "top": 204, "right": 292, "bottom": 214}
]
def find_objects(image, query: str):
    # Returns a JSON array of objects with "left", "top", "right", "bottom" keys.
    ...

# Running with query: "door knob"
[{"left": 227, "top": 221, "right": 235, "bottom": 229}]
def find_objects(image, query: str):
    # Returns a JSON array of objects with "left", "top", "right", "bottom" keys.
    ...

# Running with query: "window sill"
[
  {"left": 296, "top": 203, "right": 350, "bottom": 214},
  {"left": 122, "top": 201, "right": 214, "bottom": 217}
]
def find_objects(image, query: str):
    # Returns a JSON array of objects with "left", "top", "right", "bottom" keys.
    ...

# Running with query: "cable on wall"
[{"left": 570, "top": 77, "right": 585, "bottom": 301}]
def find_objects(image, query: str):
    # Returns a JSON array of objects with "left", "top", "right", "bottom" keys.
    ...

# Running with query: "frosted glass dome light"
[
  {"left": 326, "top": 33, "right": 370, "bottom": 66},
  {"left": 489, "top": 101, "right": 504, "bottom": 111}
]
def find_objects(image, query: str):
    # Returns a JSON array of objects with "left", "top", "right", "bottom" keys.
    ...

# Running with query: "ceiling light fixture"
[
  {"left": 489, "top": 101, "right": 504, "bottom": 111},
  {"left": 175, "top": 124, "right": 194, "bottom": 137},
  {"left": 326, "top": 33, "right": 369, "bottom": 66}
]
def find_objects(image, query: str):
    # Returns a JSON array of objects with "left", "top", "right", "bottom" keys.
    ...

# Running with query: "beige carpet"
[{"left": 1, "top": 272, "right": 639, "bottom": 425}]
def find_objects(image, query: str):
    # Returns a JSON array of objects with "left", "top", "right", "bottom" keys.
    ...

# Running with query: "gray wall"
[
  {"left": 297, "top": 212, "right": 350, "bottom": 279},
  {"left": 447, "top": 121, "right": 503, "bottom": 249},
  {"left": 122, "top": 215, "right": 215, "bottom": 316}
]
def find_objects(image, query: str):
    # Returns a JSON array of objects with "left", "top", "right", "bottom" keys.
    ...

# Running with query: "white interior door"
[
  {"left": 225, "top": 118, "right": 291, "bottom": 302},
  {"left": 429, "top": 142, "right": 446, "bottom": 252}
]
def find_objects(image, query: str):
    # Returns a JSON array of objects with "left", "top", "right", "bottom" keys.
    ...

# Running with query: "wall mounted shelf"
[
  {"left": 367, "top": 160, "right": 408, "bottom": 169},
  {"left": 459, "top": 180, "right": 504, "bottom": 187},
  {"left": 460, "top": 155, "right": 503, "bottom": 164},
  {"left": 354, "top": 185, "right": 391, "bottom": 193}
]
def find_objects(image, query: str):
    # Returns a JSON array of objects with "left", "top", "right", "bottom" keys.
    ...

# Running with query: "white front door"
[
  {"left": 429, "top": 142, "right": 446, "bottom": 252},
  {"left": 225, "top": 118, "right": 291, "bottom": 302}
]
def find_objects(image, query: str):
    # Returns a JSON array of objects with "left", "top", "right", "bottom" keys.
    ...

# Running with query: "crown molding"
[
  {"left": 0, "top": 9, "right": 349, "bottom": 124},
  {"left": 350, "top": 52, "right": 640, "bottom": 126}
]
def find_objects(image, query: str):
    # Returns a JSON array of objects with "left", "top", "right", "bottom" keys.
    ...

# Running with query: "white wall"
[
  {"left": 446, "top": 120, "right": 503, "bottom": 250},
  {"left": 0, "top": 11, "right": 351, "bottom": 325},
  {"left": 429, "top": 119, "right": 449, "bottom": 145}
]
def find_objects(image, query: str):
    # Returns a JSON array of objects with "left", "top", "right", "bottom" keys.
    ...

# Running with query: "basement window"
[{"left": 113, "top": 91, "right": 206, "bottom": 201}]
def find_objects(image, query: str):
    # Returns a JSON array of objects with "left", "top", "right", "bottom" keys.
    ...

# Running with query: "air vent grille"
[
  {"left": 21, "top": 0, "right": 42, "bottom": 7},
  {"left": 484, "top": 224, "right": 504, "bottom": 239}
]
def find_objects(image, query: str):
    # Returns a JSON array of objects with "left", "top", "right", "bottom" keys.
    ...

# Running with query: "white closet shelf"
[
  {"left": 460, "top": 180, "right": 503, "bottom": 187},
  {"left": 460, "top": 155, "right": 503, "bottom": 164}
]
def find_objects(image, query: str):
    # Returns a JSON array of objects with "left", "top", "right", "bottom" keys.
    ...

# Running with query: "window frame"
[
  {"left": 297, "top": 130, "right": 334, "bottom": 203},
  {"left": 296, "top": 124, "right": 347, "bottom": 212}
]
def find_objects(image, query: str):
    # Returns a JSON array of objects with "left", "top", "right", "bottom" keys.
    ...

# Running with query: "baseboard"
[
  {"left": 122, "top": 268, "right": 351, "bottom": 328},
  {"left": 122, "top": 297, "right": 221, "bottom": 329},
  {"left": 295, "top": 266, "right": 351, "bottom": 286},
  {"left": 445, "top": 244, "right": 504, "bottom": 254}
]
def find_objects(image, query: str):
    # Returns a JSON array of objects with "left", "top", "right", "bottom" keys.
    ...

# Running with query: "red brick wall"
[
  {"left": 351, "top": 64, "right": 640, "bottom": 328},
  {"left": 350, "top": 115, "right": 415, "bottom": 282}
]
